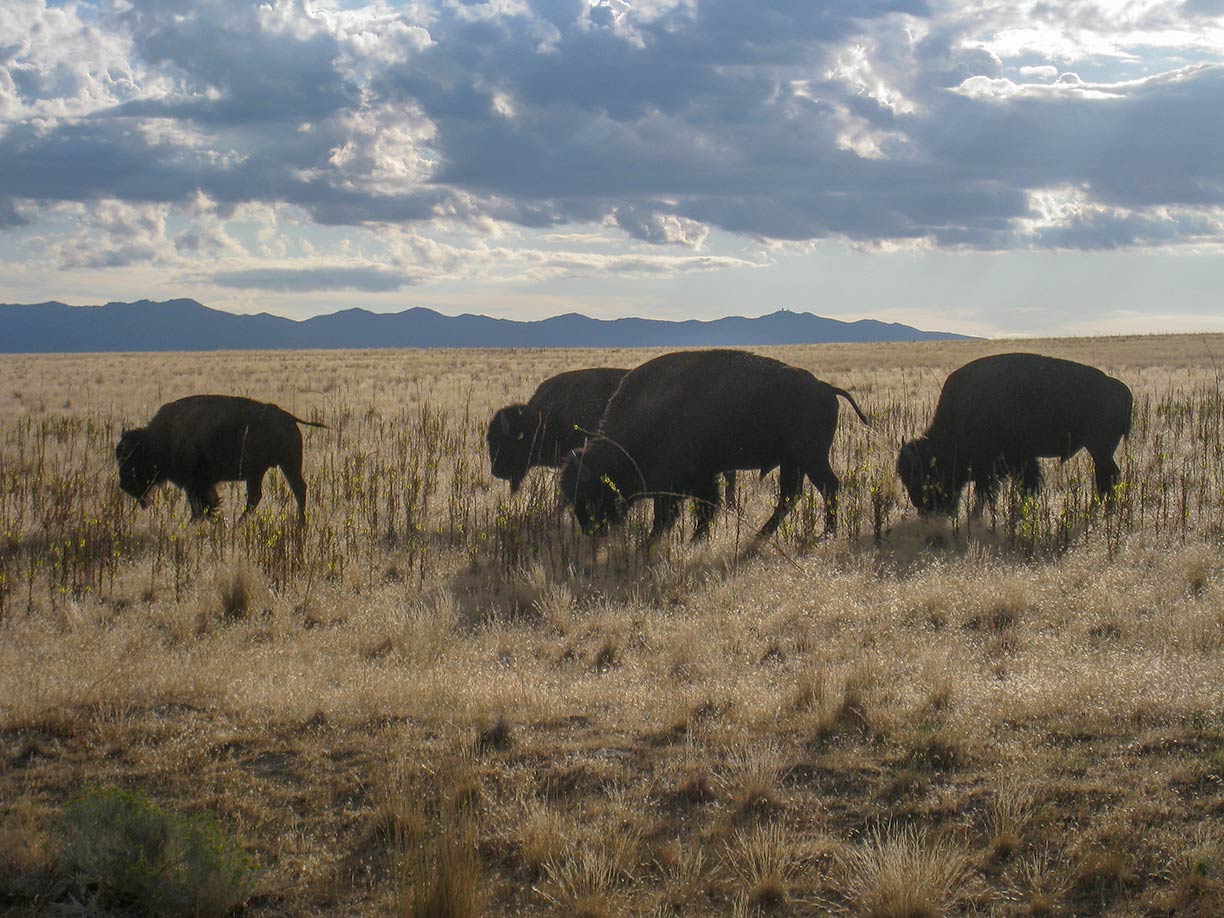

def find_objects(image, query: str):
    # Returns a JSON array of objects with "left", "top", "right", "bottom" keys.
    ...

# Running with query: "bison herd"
[{"left": 116, "top": 350, "right": 1134, "bottom": 546}]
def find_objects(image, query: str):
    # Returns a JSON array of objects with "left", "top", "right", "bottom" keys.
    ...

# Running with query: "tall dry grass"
[{"left": 1, "top": 335, "right": 1223, "bottom": 915}]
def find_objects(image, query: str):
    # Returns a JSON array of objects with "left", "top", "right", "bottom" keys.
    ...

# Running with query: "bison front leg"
[
  {"left": 186, "top": 485, "right": 221, "bottom": 521},
  {"left": 186, "top": 490, "right": 207, "bottom": 520},
  {"left": 648, "top": 495, "right": 681, "bottom": 545},
  {"left": 722, "top": 471, "right": 738, "bottom": 513},
  {"left": 970, "top": 472, "right": 999, "bottom": 518},
  {"left": 690, "top": 477, "right": 721, "bottom": 542}
]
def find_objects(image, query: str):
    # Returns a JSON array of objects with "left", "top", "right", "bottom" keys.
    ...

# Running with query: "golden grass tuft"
[
  {"left": 395, "top": 808, "right": 483, "bottom": 918},
  {"left": 512, "top": 799, "right": 570, "bottom": 878},
  {"left": 984, "top": 775, "right": 1034, "bottom": 864},
  {"left": 722, "top": 822, "right": 801, "bottom": 911},
  {"left": 725, "top": 741, "right": 786, "bottom": 818},
  {"left": 539, "top": 830, "right": 640, "bottom": 918},
  {"left": 1000, "top": 844, "right": 1073, "bottom": 916},
  {"left": 837, "top": 823, "right": 976, "bottom": 918}
]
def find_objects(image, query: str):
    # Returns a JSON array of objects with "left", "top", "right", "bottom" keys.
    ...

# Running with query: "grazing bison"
[
  {"left": 896, "top": 353, "right": 1133, "bottom": 516},
  {"left": 490, "top": 366, "right": 741, "bottom": 507},
  {"left": 487, "top": 367, "right": 628, "bottom": 494},
  {"left": 115, "top": 395, "right": 327, "bottom": 522},
  {"left": 559, "top": 350, "right": 868, "bottom": 545}
]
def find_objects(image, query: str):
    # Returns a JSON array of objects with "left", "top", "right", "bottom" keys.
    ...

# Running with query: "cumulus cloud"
[
  {"left": 31, "top": 200, "right": 175, "bottom": 269},
  {"left": 612, "top": 206, "right": 709, "bottom": 247}
]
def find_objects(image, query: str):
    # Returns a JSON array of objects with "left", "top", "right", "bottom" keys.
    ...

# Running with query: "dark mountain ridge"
[{"left": 0, "top": 298, "right": 973, "bottom": 353}]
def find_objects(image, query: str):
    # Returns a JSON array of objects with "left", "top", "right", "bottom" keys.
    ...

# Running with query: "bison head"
[
  {"left": 896, "top": 437, "right": 959, "bottom": 517},
  {"left": 486, "top": 404, "right": 539, "bottom": 493},
  {"left": 559, "top": 448, "right": 624, "bottom": 535},
  {"left": 115, "top": 429, "right": 158, "bottom": 508}
]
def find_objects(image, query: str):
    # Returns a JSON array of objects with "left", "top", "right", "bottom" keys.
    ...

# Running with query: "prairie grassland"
[{"left": 1, "top": 335, "right": 1223, "bottom": 916}]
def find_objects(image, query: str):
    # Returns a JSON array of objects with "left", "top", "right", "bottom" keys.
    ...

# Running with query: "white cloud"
[
  {"left": 327, "top": 101, "right": 438, "bottom": 189},
  {"left": 1018, "top": 65, "right": 1058, "bottom": 80},
  {"left": 951, "top": 62, "right": 1222, "bottom": 102},
  {"left": 0, "top": 0, "right": 159, "bottom": 121},
  {"left": 827, "top": 42, "right": 917, "bottom": 115}
]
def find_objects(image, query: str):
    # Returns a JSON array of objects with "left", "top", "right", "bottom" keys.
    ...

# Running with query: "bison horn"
[{"left": 499, "top": 412, "right": 511, "bottom": 435}]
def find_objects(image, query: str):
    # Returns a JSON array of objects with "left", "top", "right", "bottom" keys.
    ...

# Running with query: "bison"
[
  {"left": 559, "top": 349, "right": 868, "bottom": 545},
  {"left": 115, "top": 395, "right": 327, "bottom": 522},
  {"left": 489, "top": 366, "right": 739, "bottom": 506},
  {"left": 487, "top": 367, "right": 628, "bottom": 493},
  {"left": 896, "top": 353, "right": 1133, "bottom": 517}
]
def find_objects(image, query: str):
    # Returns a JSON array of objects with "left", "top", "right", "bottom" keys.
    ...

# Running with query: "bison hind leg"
[
  {"left": 803, "top": 456, "right": 840, "bottom": 536},
  {"left": 1018, "top": 457, "right": 1044, "bottom": 495},
  {"left": 281, "top": 464, "right": 308, "bottom": 523},
  {"left": 240, "top": 470, "right": 267, "bottom": 521},
  {"left": 970, "top": 468, "right": 1001, "bottom": 518},
  {"left": 1092, "top": 453, "right": 1121, "bottom": 499},
  {"left": 648, "top": 494, "right": 682, "bottom": 545},
  {"left": 756, "top": 465, "right": 805, "bottom": 543}
]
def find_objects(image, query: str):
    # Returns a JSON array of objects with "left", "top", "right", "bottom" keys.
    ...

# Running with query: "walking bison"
[
  {"left": 115, "top": 395, "right": 327, "bottom": 522},
  {"left": 559, "top": 350, "right": 868, "bottom": 545},
  {"left": 896, "top": 353, "right": 1133, "bottom": 517}
]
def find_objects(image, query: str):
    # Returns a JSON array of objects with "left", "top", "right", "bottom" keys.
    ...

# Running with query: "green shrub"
[{"left": 61, "top": 786, "right": 255, "bottom": 916}]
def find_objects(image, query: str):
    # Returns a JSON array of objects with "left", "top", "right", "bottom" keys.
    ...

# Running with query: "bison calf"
[
  {"left": 896, "top": 353, "right": 1133, "bottom": 517},
  {"left": 116, "top": 395, "right": 326, "bottom": 522},
  {"left": 560, "top": 350, "right": 867, "bottom": 545},
  {"left": 487, "top": 367, "right": 629, "bottom": 493}
]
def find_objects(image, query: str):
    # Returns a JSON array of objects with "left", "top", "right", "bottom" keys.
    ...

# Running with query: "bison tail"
[
  {"left": 832, "top": 388, "right": 870, "bottom": 426},
  {"left": 290, "top": 414, "right": 330, "bottom": 429}
]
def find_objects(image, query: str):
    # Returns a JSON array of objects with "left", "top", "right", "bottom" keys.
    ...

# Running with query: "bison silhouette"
[
  {"left": 897, "top": 353, "right": 1133, "bottom": 517},
  {"left": 489, "top": 366, "right": 737, "bottom": 506},
  {"left": 487, "top": 367, "right": 628, "bottom": 494},
  {"left": 116, "top": 395, "right": 326, "bottom": 522},
  {"left": 560, "top": 350, "right": 868, "bottom": 545}
]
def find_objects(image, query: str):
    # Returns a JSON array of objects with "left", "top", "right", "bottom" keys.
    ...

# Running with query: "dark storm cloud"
[
  {"left": 924, "top": 67, "right": 1224, "bottom": 211},
  {"left": 118, "top": 1, "right": 356, "bottom": 125},
  {"left": 0, "top": 198, "right": 31, "bottom": 229},
  {"left": 2, "top": 0, "right": 1223, "bottom": 256},
  {"left": 210, "top": 266, "right": 418, "bottom": 292}
]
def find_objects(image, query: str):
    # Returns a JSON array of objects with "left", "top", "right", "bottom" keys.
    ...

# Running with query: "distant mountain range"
[{"left": 0, "top": 298, "right": 973, "bottom": 353}]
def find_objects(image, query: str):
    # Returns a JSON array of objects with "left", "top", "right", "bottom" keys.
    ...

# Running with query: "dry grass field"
[{"left": 2, "top": 335, "right": 1224, "bottom": 916}]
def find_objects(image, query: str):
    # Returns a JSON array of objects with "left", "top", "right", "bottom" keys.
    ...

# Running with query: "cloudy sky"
[{"left": 1, "top": 0, "right": 1222, "bottom": 336}]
